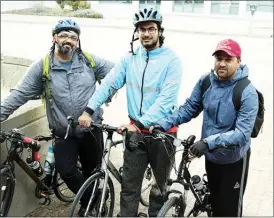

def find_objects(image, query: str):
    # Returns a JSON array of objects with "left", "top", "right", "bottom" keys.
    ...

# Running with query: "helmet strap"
[{"left": 129, "top": 27, "right": 139, "bottom": 55}]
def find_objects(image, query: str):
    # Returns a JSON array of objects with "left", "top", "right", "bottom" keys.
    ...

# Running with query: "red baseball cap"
[{"left": 212, "top": 39, "right": 241, "bottom": 57}]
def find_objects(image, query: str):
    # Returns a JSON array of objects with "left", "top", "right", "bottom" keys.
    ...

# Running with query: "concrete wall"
[{"left": 1, "top": 54, "right": 50, "bottom": 216}]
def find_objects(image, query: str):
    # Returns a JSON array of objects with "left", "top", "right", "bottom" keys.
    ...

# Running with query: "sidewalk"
[{"left": 1, "top": 13, "right": 273, "bottom": 38}]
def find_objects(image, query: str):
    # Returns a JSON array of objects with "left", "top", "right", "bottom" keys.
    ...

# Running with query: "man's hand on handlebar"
[
  {"left": 78, "top": 111, "right": 94, "bottom": 128},
  {"left": 117, "top": 124, "right": 139, "bottom": 134},
  {"left": 149, "top": 124, "right": 165, "bottom": 134}
]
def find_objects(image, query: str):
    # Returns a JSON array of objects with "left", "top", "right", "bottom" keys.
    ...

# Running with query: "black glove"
[
  {"left": 190, "top": 140, "right": 209, "bottom": 157},
  {"left": 126, "top": 132, "right": 146, "bottom": 152},
  {"left": 152, "top": 124, "right": 165, "bottom": 134}
]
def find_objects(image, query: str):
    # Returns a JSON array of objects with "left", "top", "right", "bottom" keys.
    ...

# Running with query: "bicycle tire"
[
  {"left": 53, "top": 160, "right": 82, "bottom": 202},
  {"left": 0, "top": 167, "right": 15, "bottom": 217},
  {"left": 140, "top": 167, "right": 154, "bottom": 207},
  {"left": 53, "top": 171, "right": 75, "bottom": 202},
  {"left": 157, "top": 197, "right": 186, "bottom": 217},
  {"left": 69, "top": 171, "right": 115, "bottom": 217}
]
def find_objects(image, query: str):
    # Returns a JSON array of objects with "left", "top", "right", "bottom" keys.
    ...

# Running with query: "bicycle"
[
  {"left": 149, "top": 130, "right": 237, "bottom": 217},
  {"left": 0, "top": 128, "right": 75, "bottom": 217},
  {"left": 66, "top": 116, "right": 155, "bottom": 217}
]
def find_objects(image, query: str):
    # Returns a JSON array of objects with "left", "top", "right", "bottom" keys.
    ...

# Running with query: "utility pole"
[{"left": 248, "top": 4, "right": 257, "bottom": 35}]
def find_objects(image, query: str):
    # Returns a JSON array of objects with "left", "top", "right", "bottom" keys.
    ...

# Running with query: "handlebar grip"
[
  {"left": 23, "top": 137, "right": 35, "bottom": 144},
  {"left": 152, "top": 129, "right": 163, "bottom": 135}
]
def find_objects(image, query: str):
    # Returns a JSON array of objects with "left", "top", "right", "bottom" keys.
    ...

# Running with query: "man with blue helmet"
[
  {"left": 0, "top": 18, "right": 114, "bottom": 216},
  {"left": 78, "top": 7, "right": 183, "bottom": 217}
]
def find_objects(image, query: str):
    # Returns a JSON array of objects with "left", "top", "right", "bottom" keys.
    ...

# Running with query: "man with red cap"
[{"left": 151, "top": 38, "right": 259, "bottom": 216}]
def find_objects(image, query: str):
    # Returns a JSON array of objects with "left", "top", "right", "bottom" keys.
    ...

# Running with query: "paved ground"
[{"left": 1, "top": 14, "right": 273, "bottom": 217}]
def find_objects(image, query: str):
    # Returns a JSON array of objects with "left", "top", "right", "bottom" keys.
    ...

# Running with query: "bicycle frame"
[
  {"left": 82, "top": 128, "right": 154, "bottom": 217},
  {"left": 2, "top": 142, "right": 48, "bottom": 191},
  {"left": 155, "top": 132, "right": 211, "bottom": 216},
  {"left": 97, "top": 131, "right": 114, "bottom": 216}
]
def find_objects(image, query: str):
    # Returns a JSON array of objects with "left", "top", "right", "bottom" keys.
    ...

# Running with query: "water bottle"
[
  {"left": 26, "top": 156, "right": 43, "bottom": 177},
  {"left": 43, "top": 145, "right": 55, "bottom": 185},
  {"left": 44, "top": 145, "right": 55, "bottom": 176},
  {"left": 191, "top": 175, "right": 205, "bottom": 196}
]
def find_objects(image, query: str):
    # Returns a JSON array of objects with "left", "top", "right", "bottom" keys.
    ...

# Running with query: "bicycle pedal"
[{"left": 39, "top": 193, "right": 51, "bottom": 206}]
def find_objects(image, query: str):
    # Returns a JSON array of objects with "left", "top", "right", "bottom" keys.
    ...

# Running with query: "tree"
[{"left": 56, "top": 0, "right": 91, "bottom": 11}]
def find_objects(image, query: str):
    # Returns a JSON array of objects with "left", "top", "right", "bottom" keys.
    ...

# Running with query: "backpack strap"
[
  {"left": 82, "top": 51, "right": 101, "bottom": 84},
  {"left": 232, "top": 77, "right": 251, "bottom": 111},
  {"left": 42, "top": 54, "right": 53, "bottom": 108},
  {"left": 201, "top": 73, "right": 211, "bottom": 97}
]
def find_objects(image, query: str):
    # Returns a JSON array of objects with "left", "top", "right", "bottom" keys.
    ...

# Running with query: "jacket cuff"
[
  {"left": 204, "top": 134, "right": 219, "bottom": 150},
  {"left": 85, "top": 107, "right": 94, "bottom": 116},
  {"left": 135, "top": 120, "right": 145, "bottom": 130}
]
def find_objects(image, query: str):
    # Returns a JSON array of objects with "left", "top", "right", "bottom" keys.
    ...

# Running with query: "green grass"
[{"left": 1, "top": 7, "right": 103, "bottom": 19}]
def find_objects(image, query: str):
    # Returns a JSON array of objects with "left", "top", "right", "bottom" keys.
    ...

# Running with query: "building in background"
[{"left": 96, "top": 0, "right": 273, "bottom": 17}]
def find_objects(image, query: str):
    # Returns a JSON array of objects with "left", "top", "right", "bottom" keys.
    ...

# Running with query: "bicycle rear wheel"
[
  {"left": 53, "top": 171, "right": 75, "bottom": 202},
  {"left": 157, "top": 196, "right": 186, "bottom": 217},
  {"left": 53, "top": 160, "right": 82, "bottom": 202},
  {"left": 0, "top": 166, "right": 15, "bottom": 217},
  {"left": 69, "top": 172, "right": 115, "bottom": 217}
]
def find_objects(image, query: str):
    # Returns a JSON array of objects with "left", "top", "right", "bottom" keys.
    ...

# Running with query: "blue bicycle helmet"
[
  {"left": 52, "top": 19, "right": 81, "bottom": 36},
  {"left": 133, "top": 7, "right": 162, "bottom": 27}
]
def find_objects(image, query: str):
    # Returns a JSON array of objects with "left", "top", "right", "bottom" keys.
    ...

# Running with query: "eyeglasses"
[
  {"left": 57, "top": 34, "right": 78, "bottom": 41},
  {"left": 137, "top": 27, "right": 158, "bottom": 35}
]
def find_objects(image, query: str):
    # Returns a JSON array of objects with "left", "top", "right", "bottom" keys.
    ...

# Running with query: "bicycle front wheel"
[
  {"left": 140, "top": 166, "right": 154, "bottom": 207},
  {"left": 69, "top": 172, "right": 115, "bottom": 217},
  {"left": 0, "top": 166, "right": 15, "bottom": 217},
  {"left": 157, "top": 196, "right": 186, "bottom": 217}
]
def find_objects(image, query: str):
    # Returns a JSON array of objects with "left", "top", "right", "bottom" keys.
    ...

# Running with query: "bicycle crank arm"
[{"left": 39, "top": 193, "right": 51, "bottom": 206}]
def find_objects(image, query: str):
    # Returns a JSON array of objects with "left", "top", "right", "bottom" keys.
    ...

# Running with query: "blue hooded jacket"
[
  {"left": 86, "top": 45, "right": 182, "bottom": 128},
  {"left": 157, "top": 64, "right": 258, "bottom": 164}
]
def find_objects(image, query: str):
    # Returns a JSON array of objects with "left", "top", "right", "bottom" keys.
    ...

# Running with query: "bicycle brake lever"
[
  {"left": 122, "top": 128, "right": 128, "bottom": 151},
  {"left": 64, "top": 123, "right": 71, "bottom": 139}
]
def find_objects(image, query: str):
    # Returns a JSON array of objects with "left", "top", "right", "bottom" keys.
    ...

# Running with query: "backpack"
[
  {"left": 201, "top": 73, "right": 265, "bottom": 138},
  {"left": 41, "top": 51, "right": 99, "bottom": 108}
]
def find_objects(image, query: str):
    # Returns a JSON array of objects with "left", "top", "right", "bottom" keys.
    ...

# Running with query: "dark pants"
[
  {"left": 205, "top": 150, "right": 251, "bottom": 217},
  {"left": 54, "top": 128, "right": 104, "bottom": 207},
  {"left": 120, "top": 132, "right": 176, "bottom": 217}
]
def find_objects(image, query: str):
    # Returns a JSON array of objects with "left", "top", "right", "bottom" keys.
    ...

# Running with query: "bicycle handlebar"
[
  {"left": 65, "top": 116, "right": 121, "bottom": 139},
  {"left": 0, "top": 129, "right": 41, "bottom": 151},
  {"left": 150, "top": 130, "right": 238, "bottom": 153}
]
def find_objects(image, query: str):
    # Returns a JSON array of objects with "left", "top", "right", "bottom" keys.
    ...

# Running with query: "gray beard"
[{"left": 56, "top": 43, "right": 73, "bottom": 55}]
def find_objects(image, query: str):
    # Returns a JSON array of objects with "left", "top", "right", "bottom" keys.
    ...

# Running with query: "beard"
[
  {"left": 56, "top": 42, "right": 73, "bottom": 55},
  {"left": 141, "top": 37, "right": 159, "bottom": 50}
]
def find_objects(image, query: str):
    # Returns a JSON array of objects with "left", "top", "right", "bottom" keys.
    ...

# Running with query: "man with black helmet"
[
  {"left": 0, "top": 18, "right": 114, "bottom": 216},
  {"left": 79, "top": 7, "right": 183, "bottom": 217}
]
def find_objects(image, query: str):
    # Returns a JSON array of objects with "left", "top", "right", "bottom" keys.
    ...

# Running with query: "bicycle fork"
[{"left": 98, "top": 137, "right": 113, "bottom": 217}]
